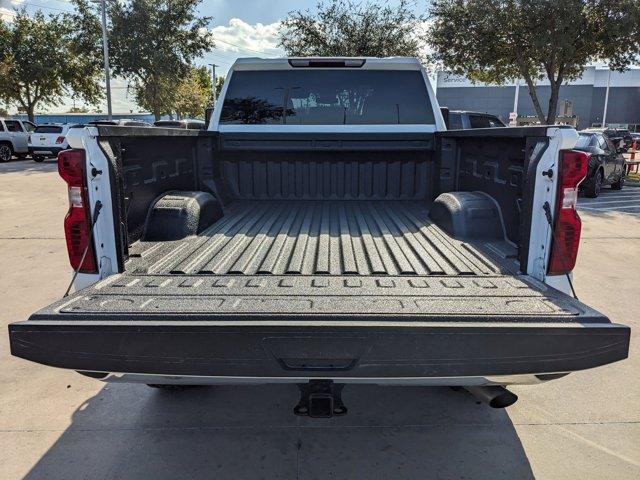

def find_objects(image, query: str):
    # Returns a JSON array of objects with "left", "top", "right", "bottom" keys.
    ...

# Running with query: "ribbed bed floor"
[{"left": 127, "top": 201, "right": 506, "bottom": 276}]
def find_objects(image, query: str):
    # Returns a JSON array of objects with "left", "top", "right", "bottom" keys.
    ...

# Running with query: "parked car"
[
  {"left": 610, "top": 129, "right": 633, "bottom": 151},
  {"left": 0, "top": 118, "right": 37, "bottom": 162},
  {"left": 448, "top": 110, "right": 506, "bottom": 129},
  {"left": 29, "top": 124, "right": 89, "bottom": 162},
  {"left": 87, "top": 119, "right": 152, "bottom": 127},
  {"left": 585, "top": 128, "right": 633, "bottom": 152},
  {"left": 154, "top": 119, "right": 206, "bottom": 130},
  {"left": 575, "top": 131, "right": 626, "bottom": 197},
  {"left": 9, "top": 57, "right": 629, "bottom": 416}
]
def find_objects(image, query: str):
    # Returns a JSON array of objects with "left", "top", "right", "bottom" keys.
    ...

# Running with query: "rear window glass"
[
  {"left": 449, "top": 113, "right": 463, "bottom": 129},
  {"left": 34, "top": 126, "right": 63, "bottom": 134},
  {"left": 5, "top": 120, "right": 23, "bottom": 132},
  {"left": 468, "top": 114, "right": 505, "bottom": 128},
  {"left": 576, "top": 134, "right": 596, "bottom": 148},
  {"left": 220, "top": 70, "right": 435, "bottom": 125}
]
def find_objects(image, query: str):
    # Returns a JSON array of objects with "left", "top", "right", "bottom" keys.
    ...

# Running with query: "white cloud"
[
  {"left": 0, "top": 8, "right": 14, "bottom": 22},
  {"left": 0, "top": 0, "right": 24, "bottom": 22},
  {"left": 210, "top": 18, "right": 283, "bottom": 56}
]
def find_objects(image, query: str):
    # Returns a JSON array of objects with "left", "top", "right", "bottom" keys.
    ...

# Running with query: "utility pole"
[
  {"left": 602, "top": 68, "right": 611, "bottom": 128},
  {"left": 97, "top": 0, "right": 113, "bottom": 120},
  {"left": 208, "top": 63, "right": 219, "bottom": 106}
]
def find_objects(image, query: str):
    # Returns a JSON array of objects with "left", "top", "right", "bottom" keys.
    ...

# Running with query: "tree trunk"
[
  {"left": 153, "top": 105, "right": 161, "bottom": 121},
  {"left": 522, "top": 74, "right": 546, "bottom": 124},
  {"left": 546, "top": 85, "right": 559, "bottom": 125},
  {"left": 26, "top": 105, "right": 35, "bottom": 123},
  {"left": 546, "top": 76, "right": 563, "bottom": 125}
]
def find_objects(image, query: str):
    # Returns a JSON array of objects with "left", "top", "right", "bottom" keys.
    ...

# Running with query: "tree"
[
  {"left": 108, "top": 0, "right": 214, "bottom": 120},
  {"left": 0, "top": 7, "right": 103, "bottom": 121},
  {"left": 67, "top": 106, "right": 90, "bottom": 114},
  {"left": 278, "top": 0, "right": 428, "bottom": 58},
  {"left": 427, "top": 0, "right": 640, "bottom": 125},
  {"left": 215, "top": 76, "right": 225, "bottom": 100},
  {"left": 174, "top": 66, "right": 211, "bottom": 118}
]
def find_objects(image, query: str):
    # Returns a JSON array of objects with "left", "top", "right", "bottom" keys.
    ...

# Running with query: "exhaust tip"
[
  {"left": 488, "top": 390, "right": 518, "bottom": 408},
  {"left": 464, "top": 386, "right": 518, "bottom": 409}
]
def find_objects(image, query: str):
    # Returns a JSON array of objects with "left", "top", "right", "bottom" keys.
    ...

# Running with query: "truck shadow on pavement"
[{"left": 23, "top": 383, "right": 535, "bottom": 479}]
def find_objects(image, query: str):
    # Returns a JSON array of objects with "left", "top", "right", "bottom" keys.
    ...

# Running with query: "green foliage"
[
  {"left": 278, "top": 0, "right": 428, "bottom": 59},
  {"left": 0, "top": 6, "right": 103, "bottom": 121},
  {"left": 427, "top": 0, "right": 640, "bottom": 124},
  {"left": 215, "top": 76, "right": 225, "bottom": 98},
  {"left": 67, "top": 106, "right": 90, "bottom": 114},
  {"left": 108, "top": 0, "right": 214, "bottom": 119},
  {"left": 174, "top": 66, "right": 212, "bottom": 119}
]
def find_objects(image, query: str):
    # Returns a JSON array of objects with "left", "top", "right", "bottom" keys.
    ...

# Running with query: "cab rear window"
[
  {"left": 220, "top": 70, "right": 435, "bottom": 125},
  {"left": 35, "top": 126, "right": 63, "bottom": 134}
]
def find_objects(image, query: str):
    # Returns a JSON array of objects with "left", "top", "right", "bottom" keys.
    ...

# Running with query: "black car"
[
  {"left": 588, "top": 128, "right": 634, "bottom": 152},
  {"left": 607, "top": 129, "right": 633, "bottom": 151},
  {"left": 575, "top": 131, "right": 626, "bottom": 197},
  {"left": 447, "top": 110, "right": 506, "bottom": 129}
]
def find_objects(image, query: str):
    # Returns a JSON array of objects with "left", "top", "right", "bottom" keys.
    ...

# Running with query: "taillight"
[
  {"left": 58, "top": 149, "right": 98, "bottom": 273},
  {"left": 548, "top": 150, "right": 589, "bottom": 275},
  {"left": 55, "top": 136, "right": 66, "bottom": 144},
  {"left": 28, "top": 134, "right": 31, "bottom": 143}
]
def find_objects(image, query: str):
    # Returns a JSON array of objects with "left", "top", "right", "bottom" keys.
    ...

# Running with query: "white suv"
[
  {"left": 0, "top": 118, "right": 37, "bottom": 162},
  {"left": 29, "top": 124, "right": 87, "bottom": 162}
]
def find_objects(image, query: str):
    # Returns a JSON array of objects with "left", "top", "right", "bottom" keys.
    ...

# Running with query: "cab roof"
[{"left": 231, "top": 57, "right": 423, "bottom": 71}]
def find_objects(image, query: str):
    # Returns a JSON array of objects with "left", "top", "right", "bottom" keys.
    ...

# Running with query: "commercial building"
[{"left": 436, "top": 66, "right": 640, "bottom": 130}]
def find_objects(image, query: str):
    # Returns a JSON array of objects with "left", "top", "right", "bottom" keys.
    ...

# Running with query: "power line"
[
  {"left": 212, "top": 38, "right": 278, "bottom": 56},
  {"left": 18, "top": 2, "right": 73, "bottom": 13}
]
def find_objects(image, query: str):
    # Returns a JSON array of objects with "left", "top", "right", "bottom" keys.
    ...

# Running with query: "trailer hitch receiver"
[{"left": 294, "top": 380, "right": 347, "bottom": 418}]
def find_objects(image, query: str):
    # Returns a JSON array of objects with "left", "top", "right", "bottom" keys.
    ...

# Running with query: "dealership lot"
[{"left": 0, "top": 159, "right": 639, "bottom": 480}]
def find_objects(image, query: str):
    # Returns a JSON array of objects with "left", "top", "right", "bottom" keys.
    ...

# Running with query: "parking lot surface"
[
  {"left": 578, "top": 186, "right": 640, "bottom": 216},
  {"left": 1, "top": 159, "right": 638, "bottom": 479}
]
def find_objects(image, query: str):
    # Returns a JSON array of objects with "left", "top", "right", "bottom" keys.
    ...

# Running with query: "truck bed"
[
  {"left": 128, "top": 200, "right": 508, "bottom": 277},
  {"left": 35, "top": 200, "right": 593, "bottom": 321}
]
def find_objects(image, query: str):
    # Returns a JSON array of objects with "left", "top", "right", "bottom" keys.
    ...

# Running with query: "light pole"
[
  {"left": 208, "top": 63, "right": 219, "bottom": 106},
  {"left": 510, "top": 78, "right": 520, "bottom": 126},
  {"left": 94, "top": 0, "right": 113, "bottom": 120},
  {"left": 602, "top": 68, "right": 611, "bottom": 128}
]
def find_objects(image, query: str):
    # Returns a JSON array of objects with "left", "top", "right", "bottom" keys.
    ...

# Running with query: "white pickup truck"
[{"left": 9, "top": 58, "right": 629, "bottom": 416}]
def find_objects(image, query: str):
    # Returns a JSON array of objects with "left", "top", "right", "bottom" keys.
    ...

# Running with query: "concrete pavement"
[
  {"left": 0, "top": 159, "right": 638, "bottom": 479},
  {"left": 578, "top": 186, "right": 640, "bottom": 216}
]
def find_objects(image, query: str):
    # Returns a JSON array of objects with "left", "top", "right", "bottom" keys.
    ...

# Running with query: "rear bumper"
[
  {"left": 8, "top": 320, "right": 630, "bottom": 380},
  {"left": 28, "top": 146, "right": 65, "bottom": 156}
]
